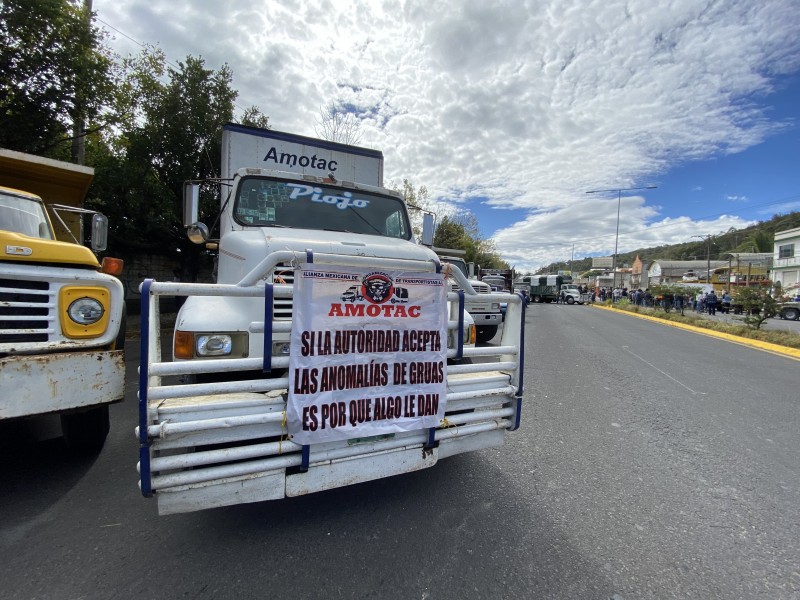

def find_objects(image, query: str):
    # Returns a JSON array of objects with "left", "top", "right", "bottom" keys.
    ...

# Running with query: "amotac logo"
[
  {"left": 362, "top": 272, "right": 394, "bottom": 304},
  {"left": 339, "top": 272, "right": 409, "bottom": 305},
  {"left": 332, "top": 272, "right": 416, "bottom": 317}
]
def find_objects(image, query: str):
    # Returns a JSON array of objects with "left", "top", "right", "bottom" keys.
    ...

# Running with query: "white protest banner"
[{"left": 287, "top": 265, "right": 448, "bottom": 444}]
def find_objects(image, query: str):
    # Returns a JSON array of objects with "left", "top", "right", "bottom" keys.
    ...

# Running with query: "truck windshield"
[
  {"left": 442, "top": 258, "right": 469, "bottom": 278},
  {"left": 233, "top": 176, "right": 412, "bottom": 240},
  {"left": 0, "top": 191, "right": 54, "bottom": 240}
]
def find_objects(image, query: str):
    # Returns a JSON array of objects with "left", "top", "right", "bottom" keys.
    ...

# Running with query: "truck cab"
[{"left": 437, "top": 255, "right": 502, "bottom": 343}]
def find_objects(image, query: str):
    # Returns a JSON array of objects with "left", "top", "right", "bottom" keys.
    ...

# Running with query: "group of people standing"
[{"left": 595, "top": 286, "right": 732, "bottom": 316}]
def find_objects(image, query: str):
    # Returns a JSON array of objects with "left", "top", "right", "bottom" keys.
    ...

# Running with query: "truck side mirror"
[
  {"left": 421, "top": 213, "right": 434, "bottom": 246},
  {"left": 187, "top": 223, "right": 210, "bottom": 244},
  {"left": 183, "top": 182, "right": 200, "bottom": 227},
  {"left": 91, "top": 213, "right": 108, "bottom": 252}
]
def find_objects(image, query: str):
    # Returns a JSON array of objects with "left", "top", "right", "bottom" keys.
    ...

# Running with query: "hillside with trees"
[{"left": 536, "top": 211, "right": 800, "bottom": 277}]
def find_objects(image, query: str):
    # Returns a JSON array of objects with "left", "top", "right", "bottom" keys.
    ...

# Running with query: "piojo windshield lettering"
[{"left": 233, "top": 177, "right": 411, "bottom": 240}]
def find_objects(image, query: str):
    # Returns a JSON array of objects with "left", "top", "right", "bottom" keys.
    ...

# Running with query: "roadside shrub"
[{"left": 606, "top": 303, "right": 800, "bottom": 349}]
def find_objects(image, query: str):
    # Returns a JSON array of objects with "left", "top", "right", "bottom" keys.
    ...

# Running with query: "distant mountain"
[{"left": 539, "top": 211, "right": 800, "bottom": 276}]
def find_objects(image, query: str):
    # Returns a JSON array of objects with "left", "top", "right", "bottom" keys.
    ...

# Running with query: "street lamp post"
[{"left": 585, "top": 185, "right": 657, "bottom": 290}]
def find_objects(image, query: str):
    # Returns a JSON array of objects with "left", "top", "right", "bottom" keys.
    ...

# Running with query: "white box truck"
[{"left": 136, "top": 124, "right": 525, "bottom": 514}]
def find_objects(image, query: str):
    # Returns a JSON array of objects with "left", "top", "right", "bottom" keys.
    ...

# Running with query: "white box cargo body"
[{"left": 222, "top": 124, "right": 383, "bottom": 186}]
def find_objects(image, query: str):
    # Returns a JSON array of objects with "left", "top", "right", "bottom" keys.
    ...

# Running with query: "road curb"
[{"left": 591, "top": 304, "right": 800, "bottom": 361}]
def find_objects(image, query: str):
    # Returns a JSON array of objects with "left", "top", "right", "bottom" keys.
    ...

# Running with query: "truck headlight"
[
  {"left": 68, "top": 297, "right": 105, "bottom": 325},
  {"left": 60, "top": 286, "right": 111, "bottom": 339},
  {"left": 174, "top": 331, "right": 249, "bottom": 359},
  {"left": 197, "top": 334, "right": 233, "bottom": 356}
]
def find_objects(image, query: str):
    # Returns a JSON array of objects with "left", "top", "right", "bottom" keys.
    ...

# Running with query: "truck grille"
[
  {"left": 450, "top": 282, "right": 491, "bottom": 294},
  {"left": 0, "top": 278, "right": 53, "bottom": 343},
  {"left": 271, "top": 266, "right": 295, "bottom": 320}
]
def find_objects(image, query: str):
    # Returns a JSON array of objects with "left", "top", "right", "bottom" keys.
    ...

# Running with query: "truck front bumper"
[{"left": 0, "top": 350, "right": 125, "bottom": 419}]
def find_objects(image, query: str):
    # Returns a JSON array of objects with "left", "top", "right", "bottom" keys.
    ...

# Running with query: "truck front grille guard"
[{"left": 137, "top": 251, "right": 525, "bottom": 498}]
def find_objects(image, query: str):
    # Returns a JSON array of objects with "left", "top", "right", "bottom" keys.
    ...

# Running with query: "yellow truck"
[{"left": 0, "top": 149, "right": 126, "bottom": 452}]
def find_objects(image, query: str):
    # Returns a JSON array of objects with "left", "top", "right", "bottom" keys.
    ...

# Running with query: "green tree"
[
  {"left": 240, "top": 106, "right": 270, "bottom": 129},
  {"left": 733, "top": 287, "right": 778, "bottom": 329},
  {"left": 87, "top": 51, "right": 242, "bottom": 280},
  {"left": 433, "top": 215, "right": 469, "bottom": 250},
  {"left": 733, "top": 230, "right": 773, "bottom": 253},
  {"left": 0, "top": 0, "right": 115, "bottom": 158}
]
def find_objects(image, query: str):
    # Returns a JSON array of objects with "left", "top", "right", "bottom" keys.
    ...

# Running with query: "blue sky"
[{"left": 95, "top": 0, "right": 800, "bottom": 272}]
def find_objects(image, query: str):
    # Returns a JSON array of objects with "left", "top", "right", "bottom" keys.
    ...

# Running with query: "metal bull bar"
[{"left": 137, "top": 251, "right": 525, "bottom": 514}]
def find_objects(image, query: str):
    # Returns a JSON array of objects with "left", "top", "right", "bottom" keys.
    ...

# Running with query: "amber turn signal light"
[
  {"left": 101, "top": 257, "right": 124, "bottom": 276},
  {"left": 174, "top": 330, "right": 195, "bottom": 359}
]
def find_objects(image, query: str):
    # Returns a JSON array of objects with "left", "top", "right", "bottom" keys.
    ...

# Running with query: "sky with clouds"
[{"left": 94, "top": 0, "right": 800, "bottom": 272}]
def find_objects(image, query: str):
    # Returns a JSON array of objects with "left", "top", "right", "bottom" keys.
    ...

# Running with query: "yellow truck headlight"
[{"left": 60, "top": 286, "right": 111, "bottom": 338}]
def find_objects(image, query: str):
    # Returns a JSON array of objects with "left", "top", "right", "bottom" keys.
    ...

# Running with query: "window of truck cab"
[
  {"left": 233, "top": 176, "right": 412, "bottom": 240},
  {"left": 0, "top": 190, "right": 54, "bottom": 239}
]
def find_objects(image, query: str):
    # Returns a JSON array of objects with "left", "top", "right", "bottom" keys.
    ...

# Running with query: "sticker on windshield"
[{"left": 286, "top": 183, "right": 371, "bottom": 210}]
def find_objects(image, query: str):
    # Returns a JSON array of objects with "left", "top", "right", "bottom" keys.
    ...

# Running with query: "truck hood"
[
  {"left": 0, "top": 230, "right": 99, "bottom": 268},
  {"left": 217, "top": 228, "right": 438, "bottom": 284}
]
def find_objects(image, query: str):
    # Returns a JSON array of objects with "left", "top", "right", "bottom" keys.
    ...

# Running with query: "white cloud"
[
  {"left": 94, "top": 0, "right": 800, "bottom": 271},
  {"left": 492, "top": 194, "right": 753, "bottom": 272}
]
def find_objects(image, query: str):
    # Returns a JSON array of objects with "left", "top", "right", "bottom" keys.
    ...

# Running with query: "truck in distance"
[
  {"left": 516, "top": 274, "right": 583, "bottom": 304},
  {"left": 437, "top": 253, "right": 503, "bottom": 343}
]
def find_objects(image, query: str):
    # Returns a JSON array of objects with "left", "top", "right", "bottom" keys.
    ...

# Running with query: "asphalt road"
[{"left": 1, "top": 307, "right": 798, "bottom": 599}]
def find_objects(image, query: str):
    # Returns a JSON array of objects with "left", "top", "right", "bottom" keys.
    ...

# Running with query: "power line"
[{"left": 95, "top": 17, "right": 250, "bottom": 114}]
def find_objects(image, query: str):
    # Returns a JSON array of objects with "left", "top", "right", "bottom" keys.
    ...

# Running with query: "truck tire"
[
  {"left": 61, "top": 405, "right": 110, "bottom": 454},
  {"left": 532, "top": 295, "right": 542, "bottom": 303},
  {"left": 476, "top": 325, "right": 498, "bottom": 344},
  {"left": 781, "top": 307, "right": 800, "bottom": 321},
  {"left": 566, "top": 296, "right": 575, "bottom": 305}
]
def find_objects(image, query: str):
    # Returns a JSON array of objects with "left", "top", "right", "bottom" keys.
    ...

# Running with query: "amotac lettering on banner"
[{"left": 287, "top": 265, "right": 448, "bottom": 444}]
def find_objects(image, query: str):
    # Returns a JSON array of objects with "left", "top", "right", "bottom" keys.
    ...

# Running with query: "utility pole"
[
  {"left": 586, "top": 186, "right": 658, "bottom": 289},
  {"left": 71, "top": 0, "right": 93, "bottom": 165},
  {"left": 692, "top": 234, "right": 713, "bottom": 288}
]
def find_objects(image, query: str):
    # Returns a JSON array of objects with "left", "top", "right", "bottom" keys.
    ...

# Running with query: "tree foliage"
[
  {"left": 240, "top": 106, "right": 271, "bottom": 129},
  {"left": 433, "top": 215, "right": 509, "bottom": 270},
  {"left": 83, "top": 49, "right": 243, "bottom": 284},
  {"left": 733, "top": 229, "right": 773, "bottom": 253},
  {"left": 0, "top": 0, "right": 116, "bottom": 158},
  {"left": 732, "top": 287, "right": 777, "bottom": 330}
]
